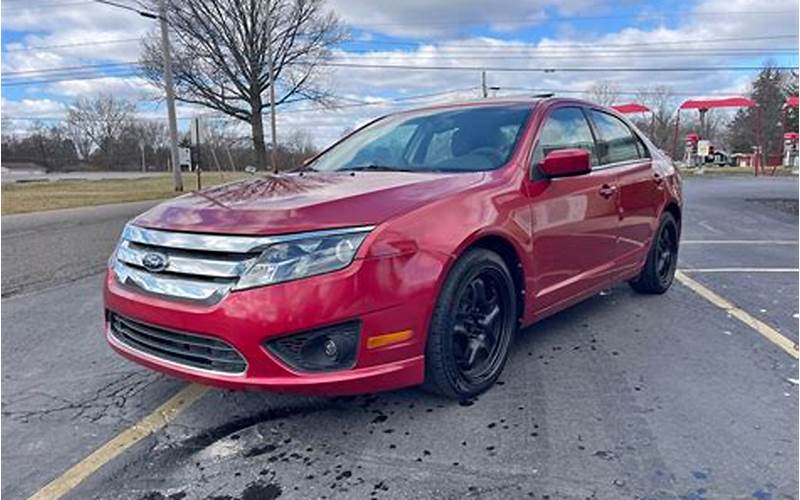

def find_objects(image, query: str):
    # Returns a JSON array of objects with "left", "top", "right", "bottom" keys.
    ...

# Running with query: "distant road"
[
  {"left": 0, "top": 200, "right": 158, "bottom": 297},
  {"left": 1, "top": 171, "right": 166, "bottom": 184}
]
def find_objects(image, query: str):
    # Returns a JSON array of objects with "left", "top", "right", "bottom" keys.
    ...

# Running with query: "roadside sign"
[{"left": 179, "top": 147, "right": 192, "bottom": 169}]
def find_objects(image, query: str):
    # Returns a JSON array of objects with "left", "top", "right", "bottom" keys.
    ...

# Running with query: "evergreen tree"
[{"left": 726, "top": 65, "right": 797, "bottom": 159}]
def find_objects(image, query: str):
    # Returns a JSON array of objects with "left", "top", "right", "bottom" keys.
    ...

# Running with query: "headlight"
[{"left": 233, "top": 229, "right": 370, "bottom": 290}]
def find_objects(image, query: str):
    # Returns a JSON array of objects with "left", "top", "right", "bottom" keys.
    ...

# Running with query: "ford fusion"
[{"left": 105, "top": 97, "right": 682, "bottom": 399}]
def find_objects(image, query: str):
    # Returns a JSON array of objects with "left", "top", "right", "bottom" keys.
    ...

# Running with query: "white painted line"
[
  {"left": 675, "top": 271, "right": 798, "bottom": 359},
  {"left": 679, "top": 268, "right": 799, "bottom": 273},
  {"left": 697, "top": 221, "right": 721, "bottom": 234},
  {"left": 682, "top": 240, "right": 799, "bottom": 245}
]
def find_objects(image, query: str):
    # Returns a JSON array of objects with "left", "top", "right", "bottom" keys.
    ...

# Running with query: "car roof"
[{"left": 391, "top": 96, "right": 603, "bottom": 116}]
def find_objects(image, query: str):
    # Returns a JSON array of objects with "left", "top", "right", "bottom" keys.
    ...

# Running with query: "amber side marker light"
[{"left": 367, "top": 329, "right": 413, "bottom": 349}]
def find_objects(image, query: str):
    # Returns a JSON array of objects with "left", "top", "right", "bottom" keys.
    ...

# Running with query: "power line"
[
  {"left": 314, "top": 62, "right": 798, "bottom": 73},
  {"left": 352, "top": 10, "right": 795, "bottom": 28},
  {"left": 1, "top": 87, "right": 482, "bottom": 122},
  {"left": 6, "top": 48, "right": 798, "bottom": 80},
  {"left": 3, "top": 61, "right": 143, "bottom": 76},
  {"left": 5, "top": 33, "right": 796, "bottom": 54},
  {"left": 2, "top": 38, "right": 142, "bottom": 53},
  {"left": 343, "top": 34, "right": 798, "bottom": 49}
]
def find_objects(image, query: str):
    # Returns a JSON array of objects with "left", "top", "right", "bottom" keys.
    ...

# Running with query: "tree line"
[
  {"left": 587, "top": 66, "right": 799, "bottom": 161},
  {"left": 1, "top": 93, "right": 318, "bottom": 172}
]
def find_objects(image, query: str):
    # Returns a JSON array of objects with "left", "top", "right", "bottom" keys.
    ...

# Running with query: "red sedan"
[{"left": 104, "top": 97, "right": 682, "bottom": 399}]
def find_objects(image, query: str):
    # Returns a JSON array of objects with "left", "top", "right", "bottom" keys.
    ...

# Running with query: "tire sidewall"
[{"left": 426, "top": 249, "right": 517, "bottom": 398}]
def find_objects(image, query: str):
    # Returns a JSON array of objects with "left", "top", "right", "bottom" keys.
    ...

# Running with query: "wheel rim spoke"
[{"left": 451, "top": 269, "right": 510, "bottom": 378}]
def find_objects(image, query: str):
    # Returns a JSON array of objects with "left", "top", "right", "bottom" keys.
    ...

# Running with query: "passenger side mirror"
[{"left": 540, "top": 149, "right": 591, "bottom": 178}]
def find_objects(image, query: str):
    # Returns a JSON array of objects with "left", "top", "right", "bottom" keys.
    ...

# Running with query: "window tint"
[
  {"left": 588, "top": 110, "right": 641, "bottom": 164},
  {"left": 532, "top": 107, "right": 597, "bottom": 167}
]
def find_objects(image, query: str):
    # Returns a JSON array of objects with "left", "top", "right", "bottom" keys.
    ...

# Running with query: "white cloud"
[
  {"left": 1, "top": 97, "right": 67, "bottom": 118},
  {"left": 328, "top": 0, "right": 604, "bottom": 37},
  {"left": 48, "top": 76, "right": 157, "bottom": 100}
]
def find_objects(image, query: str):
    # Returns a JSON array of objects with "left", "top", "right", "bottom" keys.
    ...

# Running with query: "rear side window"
[
  {"left": 531, "top": 107, "right": 597, "bottom": 167},
  {"left": 587, "top": 110, "right": 641, "bottom": 164}
]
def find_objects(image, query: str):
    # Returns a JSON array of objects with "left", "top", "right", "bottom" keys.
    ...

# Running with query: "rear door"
[
  {"left": 528, "top": 106, "right": 620, "bottom": 315},
  {"left": 587, "top": 109, "right": 660, "bottom": 276}
]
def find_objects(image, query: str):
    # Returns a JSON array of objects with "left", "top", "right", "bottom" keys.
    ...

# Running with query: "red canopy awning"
[
  {"left": 786, "top": 96, "right": 799, "bottom": 107},
  {"left": 679, "top": 97, "right": 756, "bottom": 110},
  {"left": 611, "top": 103, "right": 651, "bottom": 114}
]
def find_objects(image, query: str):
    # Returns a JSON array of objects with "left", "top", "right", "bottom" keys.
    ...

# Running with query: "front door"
[{"left": 527, "top": 106, "right": 620, "bottom": 316}]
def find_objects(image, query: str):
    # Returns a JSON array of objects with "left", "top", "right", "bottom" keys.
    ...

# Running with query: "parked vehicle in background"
[{"left": 104, "top": 97, "right": 682, "bottom": 399}]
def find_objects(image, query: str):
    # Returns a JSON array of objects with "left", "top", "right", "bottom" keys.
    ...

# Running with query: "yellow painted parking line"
[
  {"left": 675, "top": 271, "right": 799, "bottom": 359},
  {"left": 28, "top": 383, "right": 208, "bottom": 500}
]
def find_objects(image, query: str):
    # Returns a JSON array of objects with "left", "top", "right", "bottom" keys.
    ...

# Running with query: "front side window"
[
  {"left": 308, "top": 105, "right": 532, "bottom": 173},
  {"left": 588, "top": 110, "right": 641, "bottom": 164},
  {"left": 531, "top": 107, "right": 597, "bottom": 168}
]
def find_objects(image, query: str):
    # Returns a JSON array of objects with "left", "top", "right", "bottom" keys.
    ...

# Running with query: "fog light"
[
  {"left": 323, "top": 338, "right": 338, "bottom": 358},
  {"left": 265, "top": 321, "right": 361, "bottom": 372}
]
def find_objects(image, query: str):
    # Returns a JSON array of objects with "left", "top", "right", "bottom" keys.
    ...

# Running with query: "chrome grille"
[
  {"left": 111, "top": 224, "right": 268, "bottom": 303},
  {"left": 108, "top": 312, "right": 247, "bottom": 374},
  {"left": 111, "top": 224, "right": 373, "bottom": 302}
]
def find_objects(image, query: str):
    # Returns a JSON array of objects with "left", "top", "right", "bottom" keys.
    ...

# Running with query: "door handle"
[{"left": 599, "top": 184, "right": 617, "bottom": 198}]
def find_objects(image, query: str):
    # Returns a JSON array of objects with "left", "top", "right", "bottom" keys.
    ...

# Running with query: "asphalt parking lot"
[{"left": 2, "top": 175, "right": 798, "bottom": 500}]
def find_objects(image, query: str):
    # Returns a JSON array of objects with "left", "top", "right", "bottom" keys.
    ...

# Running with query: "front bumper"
[{"left": 103, "top": 250, "right": 448, "bottom": 395}]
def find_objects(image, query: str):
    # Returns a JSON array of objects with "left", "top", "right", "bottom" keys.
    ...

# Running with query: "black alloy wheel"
[
  {"left": 424, "top": 248, "right": 517, "bottom": 399},
  {"left": 630, "top": 212, "right": 679, "bottom": 294}
]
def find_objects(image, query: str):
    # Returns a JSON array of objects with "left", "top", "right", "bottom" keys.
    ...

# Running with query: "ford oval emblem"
[{"left": 142, "top": 252, "right": 169, "bottom": 272}]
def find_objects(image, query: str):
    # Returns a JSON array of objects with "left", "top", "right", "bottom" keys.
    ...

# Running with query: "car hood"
[{"left": 133, "top": 171, "right": 485, "bottom": 235}]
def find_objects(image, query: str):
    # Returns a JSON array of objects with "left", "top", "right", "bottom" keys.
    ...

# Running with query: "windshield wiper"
[{"left": 340, "top": 164, "right": 414, "bottom": 172}]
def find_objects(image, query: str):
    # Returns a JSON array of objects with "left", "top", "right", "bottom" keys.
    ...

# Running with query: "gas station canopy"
[
  {"left": 611, "top": 103, "right": 651, "bottom": 114},
  {"left": 679, "top": 97, "right": 756, "bottom": 110}
]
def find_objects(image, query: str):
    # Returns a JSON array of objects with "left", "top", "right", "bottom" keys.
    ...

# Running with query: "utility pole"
[
  {"left": 139, "top": 139, "right": 146, "bottom": 172},
  {"left": 159, "top": 0, "right": 183, "bottom": 191},
  {"left": 266, "top": 0, "right": 278, "bottom": 174},
  {"left": 481, "top": 71, "right": 488, "bottom": 98}
]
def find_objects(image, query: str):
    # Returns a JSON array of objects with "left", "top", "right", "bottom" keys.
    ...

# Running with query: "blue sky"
[{"left": 1, "top": 0, "right": 798, "bottom": 145}]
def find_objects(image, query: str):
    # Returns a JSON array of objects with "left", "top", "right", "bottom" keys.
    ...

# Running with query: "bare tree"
[
  {"left": 66, "top": 121, "right": 93, "bottom": 161},
  {"left": 65, "top": 94, "right": 135, "bottom": 167},
  {"left": 140, "top": 0, "right": 345, "bottom": 169},
  {"left": 585, "top": 81, "right": 621, "bottom": 107},
  {"left": 633, "top": 86, "right": 678, "bottom": 152}
]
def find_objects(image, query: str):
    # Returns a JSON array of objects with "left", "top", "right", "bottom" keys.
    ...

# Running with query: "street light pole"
[
  {"left": 159, "top": 0, "right": 183, "bottom": 191},
  {"left": 266, "top": 0, "right": 278, "bottom": 174}
]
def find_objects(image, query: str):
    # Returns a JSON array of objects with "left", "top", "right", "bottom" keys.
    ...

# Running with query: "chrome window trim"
[
  {"left": 123, "top": 224, "right": 375, "bottom": 253},
  {"left": 591, "top": 158, "right": 649, "bottom": 171}
]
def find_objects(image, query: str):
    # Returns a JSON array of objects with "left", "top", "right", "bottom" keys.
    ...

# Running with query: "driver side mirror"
[{"left": 540, "top": 149, "right": 591, "bottom": 178}]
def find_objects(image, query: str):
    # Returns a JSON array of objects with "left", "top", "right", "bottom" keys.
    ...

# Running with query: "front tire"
[
  {"left": 629, "top": 212, "right": 679, "bottom": 294},
  {"left": 423, "top": 248, "right": 517, "bottom": 399}
]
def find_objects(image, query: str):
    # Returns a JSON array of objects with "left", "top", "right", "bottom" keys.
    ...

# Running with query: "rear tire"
[
  {"left": 629, "top": 212, "right": 679, "bottom": 294},
  {"left": 423, "top": 248, "right": 517, "bottom": 399}
]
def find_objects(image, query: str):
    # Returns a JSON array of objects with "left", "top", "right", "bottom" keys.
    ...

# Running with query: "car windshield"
[{"left": 308, "top": 104, "right": 532, "bottom": 173}]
